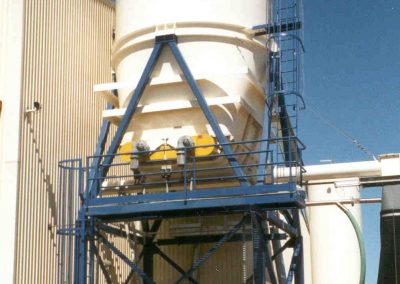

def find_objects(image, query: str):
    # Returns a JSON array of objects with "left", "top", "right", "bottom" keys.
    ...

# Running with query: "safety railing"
[
  {"left": 82, "top": 137, "right": 305, "bottom": 199},
  {"left": 56, "top": 159, "right": 84, "bottom": 284}
]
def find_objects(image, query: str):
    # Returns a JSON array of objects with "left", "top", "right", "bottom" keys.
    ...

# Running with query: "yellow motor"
[{"left": 118, "top": 134, "right": 217, "bottom": 162}]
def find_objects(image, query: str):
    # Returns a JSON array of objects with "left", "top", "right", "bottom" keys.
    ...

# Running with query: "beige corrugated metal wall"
[
  {"left": 15, "top": 1, "right": 114, "bottom": 283},
  {"left": 9, "top": 1, "right": 270, "bottom": 283}
]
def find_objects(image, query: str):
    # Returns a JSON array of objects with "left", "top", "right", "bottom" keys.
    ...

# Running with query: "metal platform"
[{"left": 56, "top": 0, "right": 306, "bottom": 280}]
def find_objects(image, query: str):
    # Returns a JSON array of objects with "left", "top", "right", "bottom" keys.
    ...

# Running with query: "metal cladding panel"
[{"left": 15, "top": 1, "right": 114, "bottom": 283}]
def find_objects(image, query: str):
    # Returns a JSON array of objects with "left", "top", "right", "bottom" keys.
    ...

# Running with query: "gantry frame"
[{"left": 59, "top": 32, "right": 306, "bottom": 284}]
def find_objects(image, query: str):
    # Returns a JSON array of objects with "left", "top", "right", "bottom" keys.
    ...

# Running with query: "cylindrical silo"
[
  {"left": 109, "top": 2, "right": 272, "bottom": 283},
  {"left": 307, "top": 178, "right": 362, "bottom": 284},
  {"left": 112, "top": 0, "right": 268, "bottom": 150}
]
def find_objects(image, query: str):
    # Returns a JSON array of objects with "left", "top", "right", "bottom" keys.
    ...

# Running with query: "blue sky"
[{"left": 301, "top": 1, "right": 400, "bottom": 283}]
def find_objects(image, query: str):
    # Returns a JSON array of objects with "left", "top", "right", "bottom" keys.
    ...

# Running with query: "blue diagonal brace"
[
  {"left": 175, "top": 215, "right": 249, "bottom": 283},
  {"left": 88, "top": 72, "right": 119, "bottom": 198},
  {"left": 97, "top": 233, "right": 155, "bottom": 284},
  {"left": 88, "top": 102, "right": 114, "bottom": 199},
  {"left": 153, "top": 245, "right": 199, "bottom": 284},
  {"left": 168, "top": 41, "right": 248, "bottom": 185},
  {"left": 92, "top": 242, "right": 113, "bottom": 284},
  {"left": 95, "top": 42, "right": 163, "bottom": 194}
]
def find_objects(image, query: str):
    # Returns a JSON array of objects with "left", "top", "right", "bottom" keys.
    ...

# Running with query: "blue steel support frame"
[
  {"left": 252, "top": 212, "right": 278, "bottom": 284},
  {"left": 88, "top": 71, "right": 118, "bottom": 199},
  {"left": 91, "top": 34, "right": 247, "bottom": 198},
  {"left": 175, "top": 215, "right": 249, "bottom": 284},
  {"left": 76, "top": 34, "right": 252, "bottom": 283},
  {"left": 90, "top": 42, "right": 163, "bottom": 198},
  {"left": 96, "top": 233, "right": 155, "bottom": 284},
  {"left": 74, "top": 75, "right": 117, "bottom": 284},
  {"left": 71, "top": 32, "right": 305, "bottom": 283},
  {"left": 92, "top": 244, "right": 113, "bottom": 284},
  {"left": 167, "top": 40, "right": 248, "bottom": 186}
]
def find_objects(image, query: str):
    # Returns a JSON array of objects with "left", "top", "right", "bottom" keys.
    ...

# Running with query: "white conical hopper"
[
  {"left": 105, "top": 1, "right": 274, "bottom": 283},
  {"left": 109, "top": 0, "right": 268, "bottom": 149}
]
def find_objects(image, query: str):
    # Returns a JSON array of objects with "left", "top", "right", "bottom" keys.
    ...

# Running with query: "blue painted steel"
[
  {"left": 87, "top": 192, "right": 303, "bottom": 219},
  {"left": 90, "top": 183, "right": 297, "bottom": 207},
  {"left": 252, "top": 21, "right": 302, "bottom": 35},
  {"left": 153, "top": 246, "right": 199, "bottom": 284},
  {"left": 252, "top": 212, "right": 278, "bottom": 284},
  {"left": 175, "top": 216, "right": 248, "bottom": 283},
  {"left": 255, "top": 0, "right": 306, "bottom": 188},
  {"left": 88, "top": 72, "right": 118, "bottom": 199},
  {"left": 168, "top": 41, "right": 248, "bottom": 186},
  {"left": 97, "top": 234, "right": 155, "bottom": 284},
  {"left": 256, "top": 88, "right": 274, "bottom": 185},
  {"left": 285, "top": 240, "right": 302, "bottom": 284},
  {"left": 60, "top": 27, "right": 307, "bottom": 282},
  {"left": 88, "top": 102, "right": 114, "bottom": 200},
  {"left": 88, "top": 219, "right": 95, "bottom": 284},
  {"left": 98, "top": 42, "right": 163, "bottom": 186},
  {"left": 123, "top": 220, "right": 162, "bottom": 284},
  {"left": 92, "top": 244, "right": 113, "bottom": 284},
  {"left": 76, "top": 219, "right": 87, "bottom": 284}
]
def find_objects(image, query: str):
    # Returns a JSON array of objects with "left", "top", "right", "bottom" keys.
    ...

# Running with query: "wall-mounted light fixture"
[{"left": 25, "top": 101, "right": 41, "bottom": 113}]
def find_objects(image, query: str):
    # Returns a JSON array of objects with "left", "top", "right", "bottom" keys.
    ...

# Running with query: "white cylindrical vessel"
[
  {"left": 113, "top": 0, "right": 268, "bottom": 149},
  {"left": 110, "top": 2, "right": 273, "bottom": 283},
  {"left": 307, "top": 178, "right": 362, "bottom": 284}
]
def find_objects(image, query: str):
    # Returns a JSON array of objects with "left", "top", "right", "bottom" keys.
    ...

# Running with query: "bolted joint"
[{"left": 155, "top": 34, "right": 178, "bottom": 44}]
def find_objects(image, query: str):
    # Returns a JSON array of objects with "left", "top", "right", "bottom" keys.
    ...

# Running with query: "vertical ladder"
[{"left": 267, "top": 0, "right": 305, "bottom": 177}]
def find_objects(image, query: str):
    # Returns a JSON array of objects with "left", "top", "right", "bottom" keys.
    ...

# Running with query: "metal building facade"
[{"left": 12, "top": 1, "right": 115, "bottom": 283}]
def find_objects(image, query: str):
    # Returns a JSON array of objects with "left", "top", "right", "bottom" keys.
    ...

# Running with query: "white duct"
[
  {"left": 307, "top": 178, "right": 362, "bottom": 284},
  {"left": 274, "top": 160, "right": 381, "bottom": 181}
]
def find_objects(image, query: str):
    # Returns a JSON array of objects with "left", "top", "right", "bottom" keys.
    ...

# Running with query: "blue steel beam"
[
  {"left": 123, "top": 219, "right": 162, "bottom": 284},
  {"left": 90, "top": 183, "right": 296, "bottom": 207},
  {"left": 75, "top": 219, "right": 87, "bottom": 284},
  {"left": 87, "top": 192, "right": 303, "bottom": 220},
  {"left": 168, "top": 40, "right": 248, "bottom": 186},
  {"left": 285, "top": 240, "right": 302, "bottom": 284},
  {"left": 92, "top": 243, "right": 113, "bottom": 284},
  {"left": 153, "top": 245, "right": 199, "bottom": 284},
  {"left": 97, "top": 234, "right": 155, "bottom": 284},
  {"left": 253, "top": 21, "right": 302, "bottom": 36},
  {"left": 88, "top": 72, "right": 118, "bottom": 199},
  {"left": 88, "top": 219, "right": 95, "bottom": 284},
  {"left": 175, "top": 215, "right": 249, "bottom": 283},
  {"left": 293, "top": 210, "right": 305, "bottom": 284},
  {"left": 252, "top": 212, "right": 278, "bottom": 284},
  {"left": 97, "top": 42, "right": 163, "bottom": 193},
  {"left": 88, "top": 108, "right": 115, "bottom": 199},
  {"left": 95, "top": 35, "right": 249, "bottom": 194}
]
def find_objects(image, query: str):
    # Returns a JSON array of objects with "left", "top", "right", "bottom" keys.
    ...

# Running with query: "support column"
[
  {"left": 252, "top": 214, "right": 267, "bottom": 284},
  {"left": 143, "top": 244, "right": 154, "bottom": 279},
  {"left": 307, "top": 178, "right": 362, "bottom": 284},
  {"left": 378, "top": 184, "right": 400, "bottom": 283}
]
